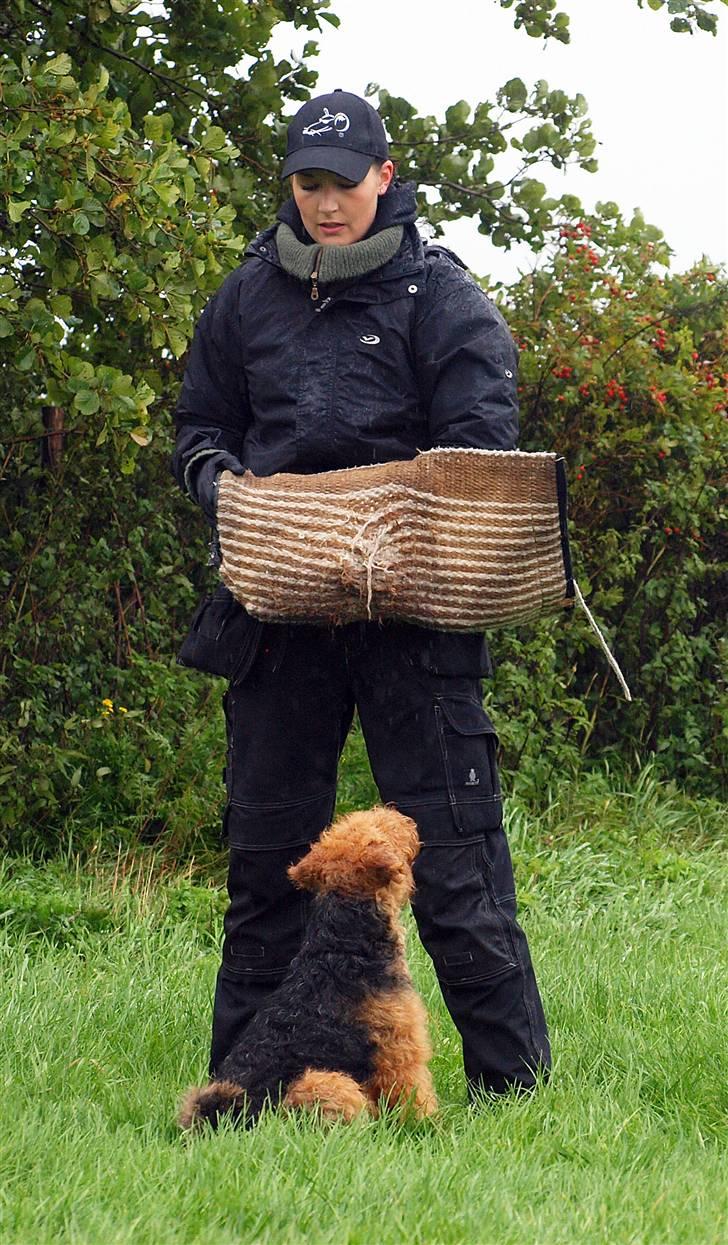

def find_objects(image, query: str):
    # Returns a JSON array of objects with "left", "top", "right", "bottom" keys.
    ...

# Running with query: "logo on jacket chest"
[{"left": 359, "top": 334, "right": 381, "bottom": 345}]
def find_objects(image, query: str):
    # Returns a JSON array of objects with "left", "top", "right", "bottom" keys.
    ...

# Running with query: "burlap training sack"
[{"left": 216, "top": 448, "right": 575, "bottom": 632}]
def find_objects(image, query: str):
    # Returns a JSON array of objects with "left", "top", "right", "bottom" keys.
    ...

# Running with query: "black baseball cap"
[{"left": 281, "top": 89, "right": 390, "bottom": 183}]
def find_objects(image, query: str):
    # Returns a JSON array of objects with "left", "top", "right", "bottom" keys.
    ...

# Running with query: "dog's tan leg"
[
  {"left": 375, "top": 1065, "right": 438, "bottom": 1119},
  {"left": 358, "top": 989, "right": 439, "bottom": 1119},
  {"left": 283, "top": 1068, "right": 372, "bottom": 1122}
]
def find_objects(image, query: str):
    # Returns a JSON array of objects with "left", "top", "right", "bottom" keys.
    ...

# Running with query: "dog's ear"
[
  {"left": 360, "top": 838, "right": 403, "bottom": 888},
  {"left": 376, "top": 808, "right": 420, "bottom": 863},
  {"left": 288, "top": 847, "right": 325, "bottom": 892}
]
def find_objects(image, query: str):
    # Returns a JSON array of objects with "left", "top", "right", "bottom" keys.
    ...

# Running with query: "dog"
[{"left": 178, "top": 806, "right": 437, "bottom": 1129}]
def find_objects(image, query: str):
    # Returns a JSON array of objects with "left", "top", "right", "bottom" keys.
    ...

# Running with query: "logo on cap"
[{"left": 302, "top": 108, "right": 351, "bottom": 139}]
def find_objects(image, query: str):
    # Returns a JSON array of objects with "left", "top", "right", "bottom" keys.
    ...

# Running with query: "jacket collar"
[{"left": 245, "top": 181, "right": 425, "bottom": 284}]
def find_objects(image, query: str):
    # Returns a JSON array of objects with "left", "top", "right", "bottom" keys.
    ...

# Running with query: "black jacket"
[
  {"left": 171, "top": 182, "right": 519, "bottom": 497},
  {"left": 170, "top": 183, "right": 517, "bottom": 681}
]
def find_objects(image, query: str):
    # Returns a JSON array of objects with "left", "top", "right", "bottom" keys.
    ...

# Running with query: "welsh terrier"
[{"left": 178, "top": 806, "right": 437, "bottom": 1129}]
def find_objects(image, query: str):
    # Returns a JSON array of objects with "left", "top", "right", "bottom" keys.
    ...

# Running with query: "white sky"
[{"left": 270, "top": 0, "right": 728, "bottom": 285}]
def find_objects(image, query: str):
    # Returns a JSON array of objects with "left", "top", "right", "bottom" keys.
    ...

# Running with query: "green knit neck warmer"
[{"left": 275, "top": 221, "right": 404, "bottom": 284}]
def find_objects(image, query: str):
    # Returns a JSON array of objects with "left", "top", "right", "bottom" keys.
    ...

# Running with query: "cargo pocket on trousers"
[
  {"left": 411, "top": 841, "right": 517, "bottom": 985},
  {"left": 434, "top": 696, "right": 502, "bottom": 834},
  {"left": 219, "top": 799, "right": 319, "bottom": 981}
]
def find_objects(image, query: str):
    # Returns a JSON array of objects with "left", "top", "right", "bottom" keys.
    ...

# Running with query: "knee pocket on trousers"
[
  {"left": 223, "top": 792, "right": 333, "bottom": 851},
  {"left": 434, "top": 697, "right": 502, "bottom": 835},
  {"left": 221, "top": 839, "right": 310, "bottom": 979},
  {"left": 219, "top": 792, "right": 332, "bottom": 979},
  {"left": 412, "top": 842, "right": 518, "bottom": 985}
]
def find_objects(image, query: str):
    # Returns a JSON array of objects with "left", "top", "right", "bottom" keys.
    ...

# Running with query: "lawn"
[{"left": 0, "top": 737, "right": 725, "bottom": 1244}]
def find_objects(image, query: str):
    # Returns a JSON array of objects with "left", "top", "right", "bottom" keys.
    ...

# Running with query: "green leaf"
[
  {"left": 0, "top": 315, "right": 13, "bottom": 338},
  {"left": 73, "top": 390, "right": 100, "bottom": 415},
  {"left": 696, "top": 11, "right": 717, "bottom": 32},
  {"left": 50, "top": 295, "right": 73, "bottom": 318},
  {"left": 151, "top": 181, "right": 180, "bottom": 207},
  {"left": 45, "top": 54, "right": 73, "bottom": 76},
  {"left": 165, "top": 326, "right": 188, "bottom": 358},
  {"left": 143, "top": 113, "right": 169, "bottom": 142},
  {"left": 501, "top": 77, "right": 528, "bottom": 110},
  {"left": 201, "top": 126, "right": 227, "bottom": 151},
  {"left": 8, "top": 200, "right": 32, "bottom": 223},
  {"left": 445, "top": 100, "right": 470, "bottom": 128},
  {"left": 72, "top": 212, "right": 90, "bottom": 235}
]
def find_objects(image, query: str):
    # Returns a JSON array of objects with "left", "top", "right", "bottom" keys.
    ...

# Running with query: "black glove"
[{"left": 191, "top": 451, "right": 243, "bottom": 525}]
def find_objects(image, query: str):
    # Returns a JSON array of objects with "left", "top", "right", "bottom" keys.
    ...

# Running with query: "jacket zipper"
[{"left": 310, "top": 248, "right": 323, "bottom": 301}]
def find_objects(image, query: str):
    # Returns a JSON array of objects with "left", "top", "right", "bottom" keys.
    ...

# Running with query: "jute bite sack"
[
  {"left": 216, "top": 448, "right": 632, "bottom": 699},
  {"left": 216, "top": 448, "right": 574, "bottom": 631}
]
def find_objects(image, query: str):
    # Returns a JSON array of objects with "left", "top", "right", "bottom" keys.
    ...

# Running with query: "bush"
[
  {"left": 487, "top": 204, "right": 727, "bottom": 795},
  {"left": 0, "top": 434, "right": 228, "bottom": 854}
]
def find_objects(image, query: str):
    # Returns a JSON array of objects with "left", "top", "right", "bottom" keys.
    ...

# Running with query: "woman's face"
[{"left": 290, "top": 160, "right": 395, "bottom": 246}]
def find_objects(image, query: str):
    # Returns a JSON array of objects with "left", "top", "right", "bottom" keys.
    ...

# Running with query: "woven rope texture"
[{"left": 217, "top": 448, "right": 574, "bottom": 632}]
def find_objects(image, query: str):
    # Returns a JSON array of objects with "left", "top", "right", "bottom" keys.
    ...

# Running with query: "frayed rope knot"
[{"left": 340, "top": 509, "right": 400, "bottom": 618}]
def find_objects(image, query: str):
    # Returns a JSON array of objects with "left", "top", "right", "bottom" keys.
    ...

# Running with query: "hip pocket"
[
  {"left": 435, "top": 696, "right": 502, "bottom": 834},
  {"left": 410, "top": 628, "right": 492, "bottom": 678}
]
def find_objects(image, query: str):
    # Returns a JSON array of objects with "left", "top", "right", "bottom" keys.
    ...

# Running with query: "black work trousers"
[{"left": 211, "top": 619, "right": 551, "bottom": 1095}]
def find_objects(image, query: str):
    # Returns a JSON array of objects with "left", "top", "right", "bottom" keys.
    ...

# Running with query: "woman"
[{"left": 172, "top": 90, "right": 550, "bottom": 1098}]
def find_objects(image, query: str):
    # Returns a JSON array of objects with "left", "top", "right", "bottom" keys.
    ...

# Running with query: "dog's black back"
[{"left": 215, "top": 893, "right": 405, "bottom": 1123}]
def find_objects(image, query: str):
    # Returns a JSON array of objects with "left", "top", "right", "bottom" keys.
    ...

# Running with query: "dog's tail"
[{"left": 177, "top": 1079, "right": 248, "bottom": 1132}]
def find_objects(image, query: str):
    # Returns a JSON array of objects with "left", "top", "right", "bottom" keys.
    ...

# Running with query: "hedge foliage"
[
  {"left": 491, "top": 208, "right": 726, "bottom": 796},
  {"left": 1, "top": 1, "right": 725, "bottom": 853}
]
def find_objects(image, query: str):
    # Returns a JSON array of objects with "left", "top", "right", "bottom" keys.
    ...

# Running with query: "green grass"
[{"left": 0, "top": 739, "right": 726, "bottom": 1244}]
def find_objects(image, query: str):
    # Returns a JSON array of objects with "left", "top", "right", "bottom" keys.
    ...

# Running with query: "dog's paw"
[{"left": 177, "top": 1079, "right": 247, "bottom": 1132}]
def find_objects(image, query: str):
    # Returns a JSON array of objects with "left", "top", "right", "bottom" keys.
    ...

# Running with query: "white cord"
[{"left": 574, "top": 582, "right": 633, "bottom": 702}]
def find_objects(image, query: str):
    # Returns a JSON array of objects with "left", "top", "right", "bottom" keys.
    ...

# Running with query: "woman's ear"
[{"left": 378, "top": 159, "right": 395, "bottom": 194}]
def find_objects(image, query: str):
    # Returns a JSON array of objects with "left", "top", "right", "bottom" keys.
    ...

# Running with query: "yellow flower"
[
  {"left": 118, "top": 706, "right": 128, "bottom": 714},
  {"left": 102, "top": 698, "right": 113, "bottom": 709}
]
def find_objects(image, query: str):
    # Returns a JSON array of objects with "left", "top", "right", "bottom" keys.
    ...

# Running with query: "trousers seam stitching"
[
  {"left": 228, "top": 790, "right": 336, "bottom": 812},
  {"left": 441, "top": 960, "right": 519, "bottom": 986},
  {"left": 499, "top": 909, "right": 541, "bottom": 1057},
  {"left": 229, "top": 839, "right": 312, "bottom": 852}
]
